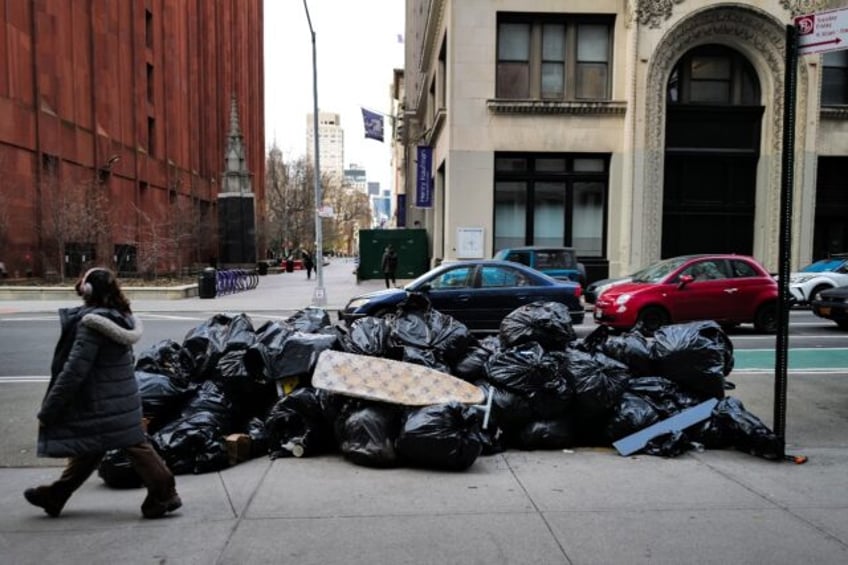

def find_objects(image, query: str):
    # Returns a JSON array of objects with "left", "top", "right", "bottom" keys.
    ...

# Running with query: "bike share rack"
[{"left": 215, "top": 269, "right": 260, "bottom": 295}]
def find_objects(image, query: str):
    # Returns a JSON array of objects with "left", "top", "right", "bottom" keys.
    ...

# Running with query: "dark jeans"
[{"left": 46, "top": 441, "right": 176, "bottom": 505}]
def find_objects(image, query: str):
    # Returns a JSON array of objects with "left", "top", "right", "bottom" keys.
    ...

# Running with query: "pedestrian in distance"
[
  {"left": 381, "top": 244, "right": 399, "bottom": 288},
  {"left": 302, "top": 247, "right": 315, "bottom": 280},
  {"left": 24, "top": 267, "right": 181, "bottom": 519}
]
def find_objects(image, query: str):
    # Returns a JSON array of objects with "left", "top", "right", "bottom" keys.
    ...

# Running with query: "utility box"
[{"left": 358, "top": 229, "right": 429, "bottom": 281}]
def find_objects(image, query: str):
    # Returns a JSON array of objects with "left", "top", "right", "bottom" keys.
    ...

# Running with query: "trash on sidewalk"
[{"left": 103, "top": 299, "right": 788, "bottom": 487}]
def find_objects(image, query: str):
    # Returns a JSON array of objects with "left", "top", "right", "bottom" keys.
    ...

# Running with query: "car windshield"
[
  {"left": 802, "top": 259, "right": 846, "bottom": 273},
  {"left": 631, "top": 257, "right": 689, "bottom": 283}
]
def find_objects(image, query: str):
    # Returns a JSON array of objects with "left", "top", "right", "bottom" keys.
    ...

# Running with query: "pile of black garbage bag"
[{"left": 98, "top": 296, "right": 784, "bottom": 488}]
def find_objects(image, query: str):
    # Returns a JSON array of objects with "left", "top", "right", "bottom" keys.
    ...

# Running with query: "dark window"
[
  {"left": 479, "top": 266, "right": 529, "bottom": 288},
  {"left": 822, "top": 50, "right": 848, "bottom": 105},
  {"left": 730, "top": 259, "right": 757, "bottom": 278},
  {"left": 147, "top": 117, "right": 156, "bottom": 156},
  {"left": 494, "top": 153, "right": 608, "bottom": 257},
  {"left": 146, "top": 63, "right": 154, "bottom": 102},
  {"left": 145, "top": 10, "right": 153, "bottom": 48},
  {"left": 497, "top": 14, "right": 613, "bottom": 101},
  {"left": 667, "top": 45, "right": 760, "bottom": 105}
]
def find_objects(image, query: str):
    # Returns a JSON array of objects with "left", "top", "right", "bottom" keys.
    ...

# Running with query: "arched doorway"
[{"left": 661, "top": 45, "right": 764, "bottom": 257}]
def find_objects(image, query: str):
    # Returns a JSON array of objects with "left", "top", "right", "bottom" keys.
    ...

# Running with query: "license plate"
[
  {"left": 817, "top": 306, "right": 831, "bottom": 316},
  {"left": 594, "top": 309, "right": 602, "bottom": 319}
]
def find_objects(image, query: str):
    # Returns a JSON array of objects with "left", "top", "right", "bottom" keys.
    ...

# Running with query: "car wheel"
[
  {"left": 636, "top": 306, "right": 669, "bottom": 334},
  {"left": 809, "top": 283, "right": 831, "bottom": 304},
  {"left": 753, "top": 302, "right": 778, "bottom": 333}
]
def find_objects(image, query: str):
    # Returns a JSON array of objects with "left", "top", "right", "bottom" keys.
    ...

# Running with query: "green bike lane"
[{"left": 734, "top": 347, "right": 848, "bottom": 372}]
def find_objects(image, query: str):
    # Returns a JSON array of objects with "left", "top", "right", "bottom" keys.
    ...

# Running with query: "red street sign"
[{"left": 795, "top": 7, "right": 848, "bottom": 55}]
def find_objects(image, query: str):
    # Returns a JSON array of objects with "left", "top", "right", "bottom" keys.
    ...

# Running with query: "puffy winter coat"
[{"left": 37, "top": 306, "right": 145, "bottom": 457}]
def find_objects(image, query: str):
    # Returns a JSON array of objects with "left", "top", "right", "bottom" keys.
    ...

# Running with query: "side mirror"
[{"left": 678, "top": 274, "right": 694, "bottom": 288}]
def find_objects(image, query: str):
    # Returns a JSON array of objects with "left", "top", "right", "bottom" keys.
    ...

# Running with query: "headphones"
[{"left": 78, "top": 267, "right": 111, "bottom": 298}]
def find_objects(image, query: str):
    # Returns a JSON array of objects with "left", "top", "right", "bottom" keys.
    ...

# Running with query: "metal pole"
[
  {"left": 774, "top": 24, "right": 798, "bottom": 443},
  {"left": 304, "top": 0, "right": 326, "bottom": 306}
]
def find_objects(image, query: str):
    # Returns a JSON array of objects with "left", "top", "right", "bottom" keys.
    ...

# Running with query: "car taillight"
[{"left": 573, "top": 285, "right": 582, "bottom": 298}]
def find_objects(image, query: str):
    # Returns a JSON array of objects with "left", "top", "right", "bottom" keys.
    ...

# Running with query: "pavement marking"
[{"left": 0, "top": 376, "right": 49, "bottom": 383}]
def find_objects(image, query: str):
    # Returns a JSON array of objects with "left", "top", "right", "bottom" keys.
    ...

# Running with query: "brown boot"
[
  {"left": 141, "top": 492, "right": 182, "bottom": 519},
  {"left": 24, "top": 486, "right": 67, "bottom": 518}
]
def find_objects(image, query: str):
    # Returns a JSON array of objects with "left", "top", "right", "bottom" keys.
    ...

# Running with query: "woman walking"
[{"left": 24, "top": 267, "right": 181, "bottom": 519}]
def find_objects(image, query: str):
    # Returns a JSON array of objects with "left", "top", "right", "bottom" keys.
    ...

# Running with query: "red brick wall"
[{"left": 0, "top": 0, "right": 264, "bottom": 277}]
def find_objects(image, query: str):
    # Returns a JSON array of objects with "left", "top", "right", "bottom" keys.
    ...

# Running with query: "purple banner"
[{"left": 415, "top": 145, "right": 432, "bottom": 208}]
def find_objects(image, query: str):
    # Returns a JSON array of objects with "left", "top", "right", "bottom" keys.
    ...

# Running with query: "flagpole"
[{"left": 303, "top": 0, "right": 326, "bottom": 306}]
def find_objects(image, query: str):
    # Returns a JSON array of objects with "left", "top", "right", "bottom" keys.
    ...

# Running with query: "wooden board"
[
  {"left": 612, "top": 398, "right": 718, "bottom": 456},
  {"left": 312, "top": 350, "right": 485, "bottom": 406}
]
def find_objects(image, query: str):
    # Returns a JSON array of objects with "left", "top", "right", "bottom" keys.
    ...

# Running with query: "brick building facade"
[{"left": 0, "top": 0, "right": 264, "bottom": 278}]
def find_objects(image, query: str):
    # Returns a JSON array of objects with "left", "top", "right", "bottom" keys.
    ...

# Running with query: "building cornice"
[{"left": 486, "top": 99, "right": 627, "bottom": 115}]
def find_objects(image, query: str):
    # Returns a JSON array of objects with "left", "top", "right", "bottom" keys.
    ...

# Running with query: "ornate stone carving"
[
  {"left": 641, "top": 5, "right": 806, "bottom": 263},
  {"left": 636, "top": 0, "right": 686, "bottom": 29},
  {"left": 779, "top": 1, "right": 832, "bottom": 17},
  {"left": 487, "top": 100, "right": 627, "bottom": 115}
]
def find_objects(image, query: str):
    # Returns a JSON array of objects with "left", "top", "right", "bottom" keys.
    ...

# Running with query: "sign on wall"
[
  {"left": 456, "top": 227, "right": 484, "bottom": 259},
  {"left": 795, "top": 7, "right": 848, "bottom": 55},
  {"left": 415, "top": 146, "right": 433, "bottom": 208}
]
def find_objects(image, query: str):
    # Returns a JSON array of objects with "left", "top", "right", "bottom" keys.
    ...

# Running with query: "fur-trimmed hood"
[{"left": 80, "top": 312, "right": 143, "bottom": 345}]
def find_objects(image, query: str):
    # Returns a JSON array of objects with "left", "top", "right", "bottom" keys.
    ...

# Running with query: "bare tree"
[
  {"left": 324, "top": 181, "right": 372, "bottom": 255},
  {"left": 265, "top": 152, "right": 322, "bottom": 255}
]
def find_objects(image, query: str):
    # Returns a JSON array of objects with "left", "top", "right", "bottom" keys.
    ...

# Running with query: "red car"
[{"left": 593, "top": 254, "right": 778, "bottom": 333}]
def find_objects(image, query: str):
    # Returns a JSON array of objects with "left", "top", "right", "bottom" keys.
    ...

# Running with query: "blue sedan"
[{"left": 339, "top": 259, "right": 584, "bottom": 332}]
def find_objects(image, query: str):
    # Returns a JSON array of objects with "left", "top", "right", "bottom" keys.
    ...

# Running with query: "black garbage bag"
[
  {"left": 516, "top": 418, "right": 576, "bottom": 450},
  {"left": 220, "top": 313, "right": 257, "bottom": 353},
  {"left": 475, "top": 381, "right": 535, "bottom": 437},
  {"left": 562, "top": 349, "right": 630, "bottom": 418},
  {"left": 697, "top": 397, "right": 784, "bottom": 460},
  {"left": 396, "top": 403, "right": 484, "bottom": 471},
  {"left": 182, "top": 314, "right": 235, "bottom": 381},
  {"left": 150, "top": 381, "right": 233, "bottom": 474},
  {"left": 651, "top": 321, "right": 733, "bottom": 399},
  {"left": 499, "top": 301, "right": 577, "bottom": 350},
  {"left": 98, "top": 449, "right": 143, "bottom": 489},
  {"left": 388, "top": 308, "right": 472, "bottom": 365},
  {"left": 601, "top": 331, "right": 656, "bottom": 376},
  {"left": 254, "top": 320, "right": 297, "bottom": 349},
  {"left": 399, "top": 345, "right": 451, "bottom": 373},
  {"left": 135, "top": 339, "right": 194, "bottom": 385},
  {"left": 453, "top": 335, "right": 501, "bottom": 382},
  {"left": 246, "top": 417, "right": 270, "bottom": 459},
  {"left": 337, "top": 316, "right": 391, "bottom": 357},
  {"left": 272, "top": 331, "right": 338, "bottom": 380},
  {"left": 484, "top": 343, "right": 573, "bottom": 419},
  {"left": 135, "top": 370, "right": 192, "bottom": 433},
  {"left": 644, "top": 430, "right": 696, "bottom": 458},
  {"left": 626, "top": 376, "right": 701, "bottom": 417},
  {"left": 576, "top": 324, "right": 614, "bottom": 354},
  {"left": 286, "top": 307, "right": 331, "bottom": 333},
  {"left": 606, "top": 393, "right": 662, "bottom": 441},
  {"left": 336, "top": 402, "right": 403, "bottom": 468},
  {"left": 265, "top": 387, "right": 336, "bottom": 458}
]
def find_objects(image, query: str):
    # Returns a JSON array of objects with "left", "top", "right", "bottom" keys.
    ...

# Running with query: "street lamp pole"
[{"left": 303, "top": 0, "right": 326, "bottom": 306}]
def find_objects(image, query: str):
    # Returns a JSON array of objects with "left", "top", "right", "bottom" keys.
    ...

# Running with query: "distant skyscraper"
[
  {"left": 344, "top": 164, "right": 367, "bottom": 193},
  {"left": 306, "top": 111, "right": 344, "bottom": 182}
]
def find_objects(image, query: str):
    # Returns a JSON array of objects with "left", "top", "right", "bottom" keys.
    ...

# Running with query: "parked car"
[
  {"left": 585, "top": 274, "right": 633, "bottom": 304},
  {"left": 789, "top": 254, "right": 848, "bottom": 305},
  {"left": 339, "top": 259, "right": 584, "bottom": 332},
  {"left": 493, "top": 246, "right": 586, "bottom": 285},
  {"left": 810, "top": 284, "right": 848, "bottom": 330},
  {"left": 593, "top": 254, "right": 778, "bottom": 333}
]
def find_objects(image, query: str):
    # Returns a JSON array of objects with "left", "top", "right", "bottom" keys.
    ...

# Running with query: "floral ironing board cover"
[{"left": 312, "top": 350, "right": 485, "bottom": 406}]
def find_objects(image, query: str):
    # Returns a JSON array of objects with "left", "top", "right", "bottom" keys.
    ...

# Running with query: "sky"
[{"left": 263, "top": 0, "right": 405, "bottom": 193}]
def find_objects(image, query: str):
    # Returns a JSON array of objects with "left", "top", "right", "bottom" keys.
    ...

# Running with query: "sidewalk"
[
  {"left": 2, "top": 259, "right": 848, "bottom": 564},
  {"left": 0, "top": 258, "right": 404, "bottom": 315}
]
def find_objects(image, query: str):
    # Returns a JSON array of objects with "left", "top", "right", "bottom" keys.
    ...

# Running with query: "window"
[
  {"left": 147, "top": 117, "right": 156, "bottom": 156},
  {"left": 667, "top": 45, "right": 760, "bottom": 105},
  {"left": 145, "top": 10, "right": 153, "bottom": 48},
  {"left": 479, "top": 266, "right": 528, "bottom": 288},
  {"left": 822, "top": 50, "right": 848, "bottom": 105},
  {"left": 497, "top": 14, "right": 612, "bottom": 101},
  {"left": 494, "top": 153, "right": 608, "bottom": 257},
  {"left": 730, "top": 259, "right": 757, "bottom": 278},
  {"left": 146, "top": 63, "right": 154, "bottom": 102},
  {"left": 431, "top": 266, "right": 473, "bottom": 289}
]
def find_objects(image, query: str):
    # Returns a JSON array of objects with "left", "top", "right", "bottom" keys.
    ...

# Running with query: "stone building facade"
[
  {"left": 400, "top": 0, "right": 847, "bottom": 281},
  {"left": 0, "top": 0, "right": 264, "bottom": 278}
]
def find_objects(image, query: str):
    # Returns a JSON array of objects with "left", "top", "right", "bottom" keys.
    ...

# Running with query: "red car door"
[
  {"left": 721, "top": 258, "right": 773, "bottom": 321},
  {"left": 665, "top": 259, "right": 733, "bottom": 322}
]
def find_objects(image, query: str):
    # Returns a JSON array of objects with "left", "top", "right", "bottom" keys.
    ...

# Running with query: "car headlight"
[
  {"left": 346, "top": 298, "right": 371, "bottom": 310},
  {"left": 615, "top": 293, "right": 632, "bottom": 306},
  {"left": 791, "top": 274, "right": 814, "bottom": 283}
]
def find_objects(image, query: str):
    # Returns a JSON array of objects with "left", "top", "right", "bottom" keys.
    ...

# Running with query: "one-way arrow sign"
[{"left": 795, "top": 7, "right": 848, "bottom": 55}]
